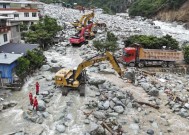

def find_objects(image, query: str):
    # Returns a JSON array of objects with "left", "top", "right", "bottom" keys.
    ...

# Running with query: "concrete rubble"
[{"left": 0, "top": 3, "right": 189, "bottom": 135}]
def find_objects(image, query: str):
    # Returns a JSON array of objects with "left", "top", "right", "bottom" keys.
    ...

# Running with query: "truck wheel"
[
  {"left": 161, "top": 62, "right": 167, "bottom": 68},
  {"left": 129, "top": 62, "right": 135, "bottom": 67},
  {"left": 168, "top": 62, "right": 175, "bottom": 68},
  {"left": 138, "top": 62, "right": 144, "bottom": 68}
]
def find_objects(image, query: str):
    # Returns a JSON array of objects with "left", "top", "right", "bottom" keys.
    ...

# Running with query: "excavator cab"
[{"left": 55, "top": 68, "right": 87, "bottom": 96}]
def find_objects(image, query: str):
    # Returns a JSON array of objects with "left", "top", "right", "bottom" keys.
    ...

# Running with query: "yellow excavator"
[
  {"left": 55, "top": 51, "right": 124, "bottom": 96},
  {"left": 71, "top": 11, "right": 94, "bottom": 29}
]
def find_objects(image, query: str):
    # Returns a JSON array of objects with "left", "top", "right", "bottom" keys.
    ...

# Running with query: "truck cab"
[{"left": 122, "top": 47, "right": 137, "bottom": 66}]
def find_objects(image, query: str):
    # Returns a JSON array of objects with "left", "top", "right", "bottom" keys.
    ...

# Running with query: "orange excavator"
[{"left": 69, "top": 21, "right": 95, "bottom": 45}]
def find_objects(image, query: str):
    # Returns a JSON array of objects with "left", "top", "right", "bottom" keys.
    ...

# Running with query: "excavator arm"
[
  {"left": 74, "top": 51, "right": 123, "bottom": 80},
  {"left": 83, "top": 12, "right": 94, "bottom": 26}
]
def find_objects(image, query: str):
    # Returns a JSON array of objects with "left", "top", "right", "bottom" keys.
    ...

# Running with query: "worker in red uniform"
[
  {"left": 33, "top": 96, "right": 38, "bottom": 111},
  {"left": 29, "top": 92, "right": 33, "bottom": 105},
  {"left": 35, "top": 82, "right": 40, "bottom": 95}
]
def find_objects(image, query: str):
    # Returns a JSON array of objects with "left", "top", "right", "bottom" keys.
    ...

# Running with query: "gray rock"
[
  {"left": 116, "top": 92, "right": 125, "bottom": 99},
  {"left": 125, "top": 71, "right": 135, "bottom": 82},
  {"left": 110, "top": 100, "right": 115, "bottom": 108},
  {"left": 42, "top": 112, "right": 49, "bottom": 118},
  {"left": 184, "top": 103, "right": 189, "bottom": 109},
  {"left": 56, "top": 124, "right": 66, "bottom": 133},
  {"left": 107, "top": 112, "right": 119, "bottom": 117},
  {"left": 141, "top": 83, "right": 151, "bottom": 91},
  {"left": 113, "top": 106, "right": 124, "bottom": 114},
  {"left": 88, "top": 77, "right": 106, "bottom": 85},
  {"left": 147, "top": 129, "right": 154, "bottom": 135},
  {"left": 103, "top": 100, "right": 110, "bottom": 110},
  {"left": 36, "top": 116, "right": 44, "bottom": 124},
  {"left": 148, "top": 87, "right": 159, "bottom": 97},
  {"left": 40, "top": 91, "right": 49, "bottom": 96},
  {"left": 179, "top": 108, "right": 189, "bottom": 118},
  {"left": 98, "top": 102, "right": 104, "bottom": 110},
  {"left": 38, "top": 100, "right": 46, "bottom": 111},
  {"left": 41, "top": 65, "right": 50, "bottom": 71},
  {"left": 100, "top": 68, "right": 115, "bottom": 74},
  {"left": 9, "top": 101, "right": 18, "bottom": 107},
  {"left": 129, "top": 123, "right": 139, "bottom": 134},
  {"left": 46, "top": 76, "right": 52, "bottom": 81},
  {"left": 93, "top": 111, "right": 106, "bottom": 120},
  {"left": 152, "top": 122, "right": 158, "bottom": 128},
  {"left": 84, "top": 119, "right": 90, "bottom": 124},
  {"left": 51, "top": 59, "right": 57, "bottom": 63}
]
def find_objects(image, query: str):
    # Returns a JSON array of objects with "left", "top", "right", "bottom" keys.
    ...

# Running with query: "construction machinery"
[
  {"left": 122, "top": 43, "right": 183, "bottom": 68},
  {"left": 71, "top": 11, "right": 94, "bottom": 29},
  {"left": 55, "top": 51, "right": 123, "bottom": 96},
  {"left": 69, "top": 22, "right": 95, "bottom": 45}
]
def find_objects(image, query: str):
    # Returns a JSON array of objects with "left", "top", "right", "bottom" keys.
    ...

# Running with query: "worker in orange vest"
[
  {"left": 33, "top": 96, "right": 38, "bottom": 111},
  {"left": 29, "top": 92, "right": 33, "bottom": 105},
  {"left": 35, "top": 82, "right": 40, "bottom": 95}
]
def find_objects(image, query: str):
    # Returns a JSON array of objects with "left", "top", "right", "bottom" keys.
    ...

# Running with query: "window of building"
[
  {"left": 32, "top": 12, "right": 37, "bottom": 17},
  {"left": 2, "top": 14, "right": 8, "bottom": 17},
  {"left": 14, "top": 14, "right": 19, "bottom": 17},
  {"left": 3, "top": 34, "right": 8, "bottom": 42},
  {"left": 3, "top": 4, "right": 6, "bottom": 8},
  {"left": 24, "top": 13, "right": 29, "bottom": 17}
]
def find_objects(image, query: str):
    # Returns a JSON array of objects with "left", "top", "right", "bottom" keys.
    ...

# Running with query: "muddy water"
[{"left": 0, "top": 46, "right": 90, "bottom": 134}]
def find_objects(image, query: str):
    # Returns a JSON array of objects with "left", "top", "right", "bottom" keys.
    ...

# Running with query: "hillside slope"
[{"left": 156, "top": 0, "right": 189, "bottom": 22}]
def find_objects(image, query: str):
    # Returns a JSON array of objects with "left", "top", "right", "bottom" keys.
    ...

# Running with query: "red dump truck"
[{"left": 122, "top": 44, "right": 184, "bottom": 68}]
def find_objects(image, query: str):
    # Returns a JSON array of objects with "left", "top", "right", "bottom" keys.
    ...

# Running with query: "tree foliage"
[
  {"left": 183, "top": 45, "right": 189, "bottom": 64},
  {"left": 124, "top": 34, "right": 179, "bottom": 50},
  {"left": 15, "top": 50, "right": 45, "bottom": 78},
  {"left": 129, "top": 0, "right": 187, "bottom": 17},
  {"left": 93, "top": 32, "right": 118, "bottom": 52},
  {"left": 15, "top": 57, "right": 30, "bottom": 76},
  {"left": 25, "top": 15, "right": 62, "bottom": 49}
]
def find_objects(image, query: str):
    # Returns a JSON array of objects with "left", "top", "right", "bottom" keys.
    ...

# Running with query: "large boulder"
[
  {"left": 88, "top": 77, "right": 106, "bottom": 85},
  {"left": 38, "top": 100, "right": 46, "bottom": 111},
  {"left": 148, "top": 87, "right": 159, "bottom": 97},
  {"left": 93, "top": 111, "right": 106, "bottom": 120},
  {"left": 113, "top": 106, "right": 124, "bottom": 114},
  {"left": 56, "top": 124, "right": 66, "bottom": 133},
  {"left": 41, "top": 65, "right": 51, "bottom": 71}
]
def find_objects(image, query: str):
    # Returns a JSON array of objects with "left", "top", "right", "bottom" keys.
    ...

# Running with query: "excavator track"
[
  {"left": 79, "top": 85, "right": 85, "bottom": 96},
  {"left": 62, "top": 87, "right": 68, "bottom": 96}
]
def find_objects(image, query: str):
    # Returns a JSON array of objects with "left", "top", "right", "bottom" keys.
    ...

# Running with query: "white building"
[{"left": 0, "top": 0, "right": 44, "bottom": 26}]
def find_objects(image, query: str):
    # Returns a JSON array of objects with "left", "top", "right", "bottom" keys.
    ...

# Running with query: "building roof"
[
  {"left": 0, "top": 11, "right": 18, "bottom": 14},
  {"left": 0, "top": 53, "right": 22, "bottom": 64},
  {"left": 0, "top": 43, "right": 39, "bottom": 55}
]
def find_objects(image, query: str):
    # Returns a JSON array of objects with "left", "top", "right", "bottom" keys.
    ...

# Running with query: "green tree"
[
  {"left": 93, "top": 32, "right": 118, "bottom": 52},
  {"left": 25, "top": 15, "right": 62, "bottom": 49},
  {"left": 15, "top": 50, "right": 45, "bottom": 78},
  {"left": 26, "top": 50, "right": 45, "bottom": 68},
  {"left": 124, "top": 34, "right": 179, "bottom": 50},
  {"left": 15, "top": 57, "right": 30, "bottom": 76},
  {"left": 183, "top": 45, "right": 189, "bottom": 64}
]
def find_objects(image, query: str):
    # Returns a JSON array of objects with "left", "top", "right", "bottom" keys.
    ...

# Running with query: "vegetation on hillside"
[
  {"left": 183, "top": 45, "right": 189, "bottom": 64},
  {"left": 93, "top": 32, "right": 118, "bottom": 52},
  {"left": 16, "top": 50, "right": 45, "bottom": 79},
  {"left": 124, "top": 34, "right": 179, "bottom": 50},
  {"left": 40, "top": 0, "right": 132, "bottom": 14},
  {"left": 24, "top": 15, "right": 62, "bottom": 49},
  {"left": 129, "top": 0, "right": 187, "bottom": 17}
]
